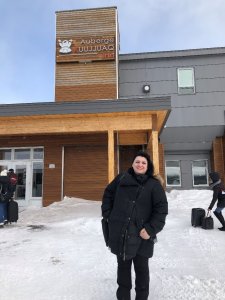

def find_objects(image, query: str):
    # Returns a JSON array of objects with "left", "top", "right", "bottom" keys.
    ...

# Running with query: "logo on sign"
[{"left": 58, "top": 40, "right": 73, "bottom": 54}]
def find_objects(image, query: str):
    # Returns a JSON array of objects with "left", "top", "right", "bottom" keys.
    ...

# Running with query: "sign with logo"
[{"left": 56, "top": 36, "right": 115, "bottom": 62}]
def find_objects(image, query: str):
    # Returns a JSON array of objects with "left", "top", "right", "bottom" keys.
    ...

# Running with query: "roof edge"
[{"left": 119, "top": 46, "right": 225, "bottom": 61}]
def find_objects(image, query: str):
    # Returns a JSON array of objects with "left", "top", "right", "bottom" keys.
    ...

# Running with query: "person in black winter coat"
[
  {"left": 101, "top": 151, "right": 168, "bottom": 300},
  {"left": 208, "top": 172, "right": 225, "bottom": 231}
]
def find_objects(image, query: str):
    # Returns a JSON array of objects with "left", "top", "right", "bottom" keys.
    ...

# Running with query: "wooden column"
[
  {"left": 212, "top": 137, "right": 225, "bottom": 183},
  {"left": 147, "top": 130, "right": 159, "bottom": 175},
  {"left": 147, "top": 115, "right": 160, "bottom": 175},
  {"left": 108, "top": 129, "right": 115, "bottom": 182}
]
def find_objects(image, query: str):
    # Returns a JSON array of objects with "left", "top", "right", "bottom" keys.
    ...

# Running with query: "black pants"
[{"left": 116, "top": 255, "right": 149, "bottom": 300}]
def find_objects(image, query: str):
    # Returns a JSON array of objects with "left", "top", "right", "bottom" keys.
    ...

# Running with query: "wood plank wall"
[
  {"left": 55, "top": 7, "right": 118, "bottom": 102},
  {"left": 0, "top": 133, "right": 109, "bottom": 205},
  {"left": 212, "top": 137, "right": 225, "bottom": 183},
  {"left": 43, "top": 145, "right": 63, "bottom": 206},
  {"left": 0, "top": 133, "right": 166, "bottom": 204},
  {"left": 64, "top": 145, "right": 108, "bottom": 200}
]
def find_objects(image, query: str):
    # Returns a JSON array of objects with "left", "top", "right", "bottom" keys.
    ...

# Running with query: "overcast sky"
[{"left": 0, "top": 0, "right": 225, "bottom": 104}]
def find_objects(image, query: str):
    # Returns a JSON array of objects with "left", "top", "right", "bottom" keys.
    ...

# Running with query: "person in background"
[
  {"left": 208, "top": 172, "right": 225, "bottom": 231},
  {"left": 0, "top": 169, "right": 9, "bottom": 227},
  {"left": 101, "top": 151, "right": 168, "bottom": 300},
  {"left": 7, "top": 168, "right": 18, "bottom": 195}
]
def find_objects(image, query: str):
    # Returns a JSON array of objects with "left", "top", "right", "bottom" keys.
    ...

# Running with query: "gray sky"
[{"left": 0, "top": 0, "right": 225, "bottom": 104}]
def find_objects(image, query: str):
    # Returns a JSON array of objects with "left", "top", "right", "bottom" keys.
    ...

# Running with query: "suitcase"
[
  {"left": 202, "top": 213, "right": 214, "bottom": 230},
  {"left": 7, "top": 200, "right": 19, "bottom": 223},
  {"left": 191, "top": 208, "right": 205, "bottom": 227},
  {"left": 0, "top": 202, "right": 6, "bottom": 224}
]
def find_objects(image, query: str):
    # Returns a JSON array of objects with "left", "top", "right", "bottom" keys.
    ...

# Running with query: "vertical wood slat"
[
  {"left": 147, "top": 131, "right": 159, "bottom": 175},
  {"left": 212, "top": 137, "right": 225, "bottom": 183},
  {"left": 43, "top": 145, "right": 63, "bottom": 207},
  {"left": 158, "top": 143, "right": 166, "bottom": 188},
  {"left": 64, "top": 145, "right": 108, "bottom": 201},
  {"left": 108, "top": 129, "right": 115, "bottom": 182}
]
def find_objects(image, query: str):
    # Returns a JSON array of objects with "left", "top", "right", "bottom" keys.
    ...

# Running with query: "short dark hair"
[{"left": 132, "top": 150, "right": 154, "bottom": 176}]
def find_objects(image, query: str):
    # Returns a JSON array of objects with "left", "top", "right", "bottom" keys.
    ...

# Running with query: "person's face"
[{"left": 132, "top": 156, "right": 148, "bottom": 175}]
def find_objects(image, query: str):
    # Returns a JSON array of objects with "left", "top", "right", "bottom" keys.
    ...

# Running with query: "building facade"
[
  {"left": 119, "top": 48, "right": 225, "bottom": 189},
  {"left": 0, "top": 7, "right": 224, "bottom": 207}
]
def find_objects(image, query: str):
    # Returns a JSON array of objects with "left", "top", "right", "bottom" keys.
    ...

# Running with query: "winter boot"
[
  {"left": 218, "top": 226, "right": 225, "bottom": 231},
  {"left": 214, "top": 211, "right": 225, "bottom": 229}
]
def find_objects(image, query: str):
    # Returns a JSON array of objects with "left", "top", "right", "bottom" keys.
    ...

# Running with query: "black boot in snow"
[{"left": 218, "top": 226, "right": 225, "bottom": 231}]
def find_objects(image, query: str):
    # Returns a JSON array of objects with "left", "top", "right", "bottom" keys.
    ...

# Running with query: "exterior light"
[{"left": 143, "top": 84, "right": 150, "bottom": 93}]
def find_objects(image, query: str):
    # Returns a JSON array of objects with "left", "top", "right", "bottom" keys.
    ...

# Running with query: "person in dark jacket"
[
  {"left": 101, "top": 151, "right": 168, "bottom": 300},
  {"left": 208, "top": 172, "right": 225, "bottom": 231},
  {"left": 0, "top": 169, "right": 10, "bottom": 227}
]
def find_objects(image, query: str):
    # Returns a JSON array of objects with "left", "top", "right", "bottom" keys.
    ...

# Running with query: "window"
[
  {"left": 0, "top": 149, "right": 11, "bottom": 160},
  {"left": 177, "top": 68, "right": 195, "bottom": 94},
  {"left": 14, "top": 149, "right": 30, "bottom": 160},
  {"left": 33, "top": 148, "right": 43, "bottom": 159},
  {"left": 32, "top": 162, "right": 43, "bottom": 197},
  {"left": 192, "top": 160, "right": 208, "bottom": 186},
  {"left": 165, "top": 160, "right": 181, "bottom": 186}
]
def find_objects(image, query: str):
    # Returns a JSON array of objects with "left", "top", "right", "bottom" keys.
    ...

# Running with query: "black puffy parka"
[{"left": 101, "top": 168, "right": 168, "bottom": 260}]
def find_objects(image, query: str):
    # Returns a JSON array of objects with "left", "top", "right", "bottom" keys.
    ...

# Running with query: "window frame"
[
  {"left": 31, "top": 161, "right": 43, "bottom": 198},
  {"left": 192, "top": 159, "right": 209, "bottom": 187},
  {"left": 177, "top": 67, "right": 195, "bottom": 95},
  {"left": 165, "top": 160, "right": 182, "bottom": 187}
]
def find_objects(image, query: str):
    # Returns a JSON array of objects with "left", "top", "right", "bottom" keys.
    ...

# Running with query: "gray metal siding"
[
  {"left": 172, "top": 92, "right": 225, "bottom": 107},
  {"left": 119, "top": 50, "right": 225, "bottom": 157},
  {"left": 119, "top": 81, "right": 176, "bottom": 98},
  {"left": 165, "top": 153, "right": 211, "bottom": 189},
  {"left": 119, "top": 53, "right": 225, "bottom": 128},
  {"left": 166, "top": 107, "right": 225, "bottom": 127}
]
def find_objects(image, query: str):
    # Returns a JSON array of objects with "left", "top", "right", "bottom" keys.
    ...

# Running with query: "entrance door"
[
  {"left": 0, "top": 148, "right": 43, "bottom": 208},
  {"left": 14, "top": 162, "right": 31, "bottom": 207},
  {"left": 0, "top": 162, "right": 32, "bottom": 207}
]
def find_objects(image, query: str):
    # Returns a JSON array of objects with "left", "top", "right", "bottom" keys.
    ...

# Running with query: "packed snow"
[{"left": 1, "top": 190, "right": 225, "bottom": 300}]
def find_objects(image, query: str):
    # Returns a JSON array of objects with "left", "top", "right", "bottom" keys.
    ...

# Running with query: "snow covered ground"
[{"left": 1, "top": 190, "right": 225, "bottom": 300}]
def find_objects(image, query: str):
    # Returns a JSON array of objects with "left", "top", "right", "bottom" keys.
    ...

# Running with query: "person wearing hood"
[
  {"left": 208, "top": 172, "right": 225, "bottom": 231},
  {"left": 101, "top": 151, "right": 168, "bottom": 300}
]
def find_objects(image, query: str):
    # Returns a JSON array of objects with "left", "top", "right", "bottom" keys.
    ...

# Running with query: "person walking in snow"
[
  {"left": 208, "top": 172, "right": 225, "bottom": 231},
  {"left": 101, "top": 151, "right": 168, "bottom": 300}
]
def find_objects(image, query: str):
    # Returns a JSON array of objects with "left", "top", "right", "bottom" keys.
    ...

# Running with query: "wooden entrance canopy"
[{"left": 0, "top": 97, "right": 171, "bottom": 182}]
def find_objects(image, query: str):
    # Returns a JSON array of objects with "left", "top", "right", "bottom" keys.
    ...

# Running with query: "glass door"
[
  {"left": 14, "top": 162, "right": 43, "bottom": 207},
  {"left": 14, "top": 163, "right": 30, "bottom": 207},
  {"left": 0, "top": 148, "right": 43, "bottom": 208},
  {"left": 0, "top": 162, "right": 31, "bottom": 207}
]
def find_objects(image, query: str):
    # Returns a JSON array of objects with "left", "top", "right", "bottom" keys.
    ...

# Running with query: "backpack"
[
  {"left": 9, "top": 173, "right": 18, "bottom": 185},
  {"left": 0, "top": 183, "right": 13, "bottom": 202}
]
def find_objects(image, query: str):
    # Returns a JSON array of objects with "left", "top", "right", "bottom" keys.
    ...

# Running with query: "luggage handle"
[{"left": 206, "top": 210, "right": 212, "bottom": 217}]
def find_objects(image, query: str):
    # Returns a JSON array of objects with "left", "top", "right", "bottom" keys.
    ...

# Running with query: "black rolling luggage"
[
  {"left": 202, "top": 212, "right": 214, "bottom": 230},
  {"left": 191, "top": 208, "right": 205, "bottom": 227},
  {"left": 7, "top": 200, "right": 18, "bottom": 223}
]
